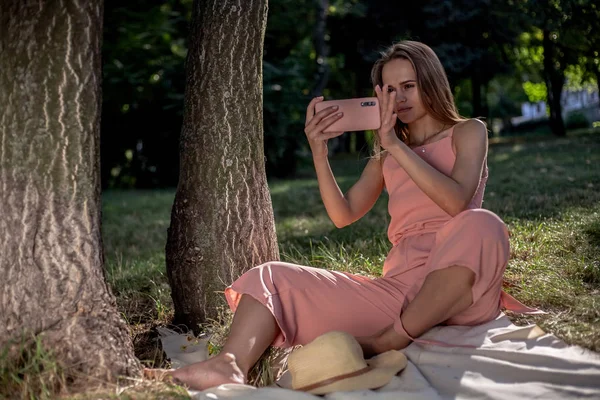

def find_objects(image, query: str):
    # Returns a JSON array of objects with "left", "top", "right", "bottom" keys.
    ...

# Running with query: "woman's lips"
[{"left": 397, "top": 107, "right": 411, "bottom": 114}]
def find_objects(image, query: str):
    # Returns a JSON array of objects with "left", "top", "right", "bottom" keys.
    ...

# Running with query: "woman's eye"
[
  {"left": 387, "top": 87, "right": 395, "bottom": 93},
  {"left": 404, "top": 84, "right": 415, "bottom": 90}
]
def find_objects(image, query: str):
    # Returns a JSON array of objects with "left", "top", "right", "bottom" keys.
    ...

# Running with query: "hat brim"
[{"left": 307, "top": 350, "right": 408, "bottom": 395}]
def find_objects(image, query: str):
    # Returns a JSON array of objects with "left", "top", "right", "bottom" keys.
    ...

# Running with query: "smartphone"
[{"left": 314, "top": 97, "right": 381, "bottom": 133}]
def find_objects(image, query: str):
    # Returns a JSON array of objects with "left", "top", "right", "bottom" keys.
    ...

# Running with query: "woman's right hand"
[{"left": 304, "top": 96, "right": 345, "bottom": 159}]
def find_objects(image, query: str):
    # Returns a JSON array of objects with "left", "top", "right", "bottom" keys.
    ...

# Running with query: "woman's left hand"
[
  {"left": 356, "top": 324, "right": 412, "bottom": 359},
  {"left": 374, "top": 84, "right": 402, "bottom": 150},
  {"left": 355, "top": 334, "right": 380, "bottom": 359},
  {"left": 355, "top": 324, "right": 392, "bottom": 359}
]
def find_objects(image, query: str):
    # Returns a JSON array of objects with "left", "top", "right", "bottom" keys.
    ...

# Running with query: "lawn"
[{"left": 96, "top": 130, "right": 600, "bottom": 396}]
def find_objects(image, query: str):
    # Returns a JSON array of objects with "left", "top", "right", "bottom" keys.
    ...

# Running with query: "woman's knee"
[
  {"left": 453, "top": 209, "right": 508, "bottom": 241},
  {"left": 250, "top": 261, "right": 298, "bottom": 288}
]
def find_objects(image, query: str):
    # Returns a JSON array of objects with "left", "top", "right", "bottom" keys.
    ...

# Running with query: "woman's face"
[{"left": 381, "top": 58, "right": 427, "bottom": 124}]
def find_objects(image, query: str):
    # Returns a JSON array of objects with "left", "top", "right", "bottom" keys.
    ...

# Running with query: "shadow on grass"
[{"left": 484, "top": 134, "right": 600, "bottom": 221}]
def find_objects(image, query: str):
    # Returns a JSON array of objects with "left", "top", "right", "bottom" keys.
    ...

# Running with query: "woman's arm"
[
  {"left": 313, "top": 155, "right": 385, "bottom": 228},
  {"left": 386, "top": 119, "right": 487, "bottom": 216},
  {"left": 304, "top": 96, "right": 385, "bottom": 228}
]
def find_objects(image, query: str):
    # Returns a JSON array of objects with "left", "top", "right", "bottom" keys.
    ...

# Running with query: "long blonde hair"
[{"left": 370, "top": 41, "right": 467, "bottom": 159}]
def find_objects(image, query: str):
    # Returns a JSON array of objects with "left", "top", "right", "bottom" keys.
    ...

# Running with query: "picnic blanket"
[{"left": 158, "top": 313, "right": 600, "bottom": 399}]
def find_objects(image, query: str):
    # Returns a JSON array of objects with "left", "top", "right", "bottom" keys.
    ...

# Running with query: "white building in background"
[
  {"left": 562, "top": 88, "right": 599, "bottom": 112},
  {"left": 511, "top": 86, "right": 599, "bottom": 126}
]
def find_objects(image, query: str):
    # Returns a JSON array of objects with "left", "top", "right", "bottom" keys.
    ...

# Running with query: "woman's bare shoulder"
[
  {"left": 453, "top": 119, "right": 487, "bottom": 139},
  {"left": 451, "top": 119, "right": 488, "bottom": 155}
]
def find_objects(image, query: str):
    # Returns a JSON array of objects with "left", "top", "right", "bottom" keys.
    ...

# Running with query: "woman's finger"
[
  {"left": 381, "top": 84, "right": 389, "bottom": 117},
  {"left": 307, "top": 111, "right": 343, "bottom": 140},
  {"left": 380, "top": 86, "right": 393, "bottom": 125},
  {"left": 314, "top": 111, "right": 344, "bottom": 132},
  {"left": 305, "top": 96, "right": 324, "bottom": 126},
  {"left": 384, "top": 91, "right": 396, "bottom": 128},
  {"left": 387, "top": 90, "right": 396, "bottom": 119},
  {"left": 305, "top": 105, "right": 339, "bottom": 132},
  {"left": 375, "top": 84, "right": 382, "bottom": 106}
]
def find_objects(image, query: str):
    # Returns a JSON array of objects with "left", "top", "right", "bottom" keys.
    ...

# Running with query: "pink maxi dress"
[{"left": 225, "top": 125, "right": 524, "bottom": 348}]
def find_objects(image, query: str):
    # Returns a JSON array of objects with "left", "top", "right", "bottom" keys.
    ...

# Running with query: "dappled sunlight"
[{"left": 98, "top": 133, "right": 600, "bottom": 359}]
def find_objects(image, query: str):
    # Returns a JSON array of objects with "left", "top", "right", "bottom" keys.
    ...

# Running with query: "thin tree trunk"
[
  {"left": 311, "top": 0, "right": 340, "bottom": 153},
  {"left": 310, "top": 0, "right": 330, "bottom": 98},
  {"left": 0, "top": 0, "right": 139, "bottom": 385},
  {"left": 472, "top": 65, "right": 483, "bottom": 118},
  {"left": 595, "top": 67, "right": 600, "bottom": 113},
  {"left": 481, "top": 80, "right": 490, "bottom": 125},
  {"left": 543, "top": 29, "right": 566, "bottom": 137},
  {"left": 166, "top": 0, "right": 279, "bottom": 330}
]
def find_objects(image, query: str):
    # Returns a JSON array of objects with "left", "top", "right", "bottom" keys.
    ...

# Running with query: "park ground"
[{"left": 3, "top": 129, "right": 599, "bottom": 399}]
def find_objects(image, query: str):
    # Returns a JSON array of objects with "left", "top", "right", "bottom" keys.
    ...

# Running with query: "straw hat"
[{"left": 287, "top": 331, "right": 408, "bottom": 395}]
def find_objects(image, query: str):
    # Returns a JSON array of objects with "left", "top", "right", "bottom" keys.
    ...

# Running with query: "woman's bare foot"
[{"left": 144, "top": 353, "right": 246, "bottom": 391}]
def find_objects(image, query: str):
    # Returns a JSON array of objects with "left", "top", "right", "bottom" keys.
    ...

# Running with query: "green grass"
[
  {"left": 0, "top": 334, "right": 67, "bottom": 400},
  {"left": 102, "top": 131, "right": 599, "bottom": 363},
  {"left": 111, "top": 131, "right": 598, "bottom": 342},
  {"left": 102, "top": 130, "right": 598, "bottom": 395},
  {"left": 4, "top": 131, "right": 598, "bottom": 399}
]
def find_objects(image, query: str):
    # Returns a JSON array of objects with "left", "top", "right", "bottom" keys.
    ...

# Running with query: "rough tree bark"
[
  {"left": 166, "top": 0, "right": 279, "bottom": 331},
  {"left": 0, "top": 0, "right": 139, "bottom": 384}
]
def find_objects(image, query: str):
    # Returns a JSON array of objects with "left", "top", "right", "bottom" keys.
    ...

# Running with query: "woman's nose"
[{"left": 396, "top": 94, "right": 407, "bottom": 103}]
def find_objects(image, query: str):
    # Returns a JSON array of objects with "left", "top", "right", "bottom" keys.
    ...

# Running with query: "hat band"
[{"left": 295, "top": 365, "right": 374, "bottom": 392}]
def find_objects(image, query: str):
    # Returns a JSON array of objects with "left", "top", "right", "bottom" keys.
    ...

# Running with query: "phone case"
[{"left": 314, "top": 97, "right": 381, "bottom": 133}]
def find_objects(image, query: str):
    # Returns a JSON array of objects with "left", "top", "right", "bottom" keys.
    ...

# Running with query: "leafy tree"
[
  {"left": 572, "top": 0, "right": 600, "bottom": 108},
  {"left": 488, "top": 75, "right": 530, "bottom": 131},
  {"left": 420, "top": 0, "right": 526, "bottom": 120},
  {"left": 102, "top": 0, "right": 192, "bottom": 188},
  {"left": 515, "top": 0, "right": 592, "bottom": 136}
]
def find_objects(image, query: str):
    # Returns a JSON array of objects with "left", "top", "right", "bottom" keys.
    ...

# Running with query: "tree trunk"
[
  {"left": 472, "top": 65, "right": 483, "bottom": 118},
  {"left": 481, "top": 80, "right": 490, "bottom": 125},
  {"left": 166, "top": 0, "right": 279, "bottom": 330},
  {"left": 543, "top": 29, "right": 566, "bottom": 137},
  {"left": 595, "top": 67, "right": 600, "bottom": 113},
  {"left": 0, "top": 0, "right": 139, "bottom": 386},
  {"left": 310, "top": 0, "right": 330, "bottom": 98}
]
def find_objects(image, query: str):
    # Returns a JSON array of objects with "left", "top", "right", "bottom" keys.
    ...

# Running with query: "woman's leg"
[
  {"left": 147, "top": 294, "right": 279, "bottom": 390},
  {"left": 401, "top": 265, "right": 475, "bottom": 337},
  {"left": 376, "top": 266, "right": 475, "bottom": 350},
  {"left": 384, "top": 209, "right": 508, "bottom": 347}
]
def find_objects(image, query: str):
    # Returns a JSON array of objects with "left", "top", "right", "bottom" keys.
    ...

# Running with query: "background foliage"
[{"left": 101, "top": 0, "right": 600, "bottom": 188}]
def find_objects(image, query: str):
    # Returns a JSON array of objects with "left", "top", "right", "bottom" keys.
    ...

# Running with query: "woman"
[{"left": 149, "top": 40, "right": 526, "bottom": 390}]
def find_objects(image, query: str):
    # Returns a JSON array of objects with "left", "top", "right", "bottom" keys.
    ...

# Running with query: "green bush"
[
  {"left": 565, "top": 111, "right": 590, "bottom": 130},
  {"left": 500, "top": 117, "right": 552, "bottom": 136}
]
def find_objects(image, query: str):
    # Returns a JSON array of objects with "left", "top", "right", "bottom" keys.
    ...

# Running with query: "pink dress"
[{"left": 225, "top": 126, "right": 519, "bottom": 348}]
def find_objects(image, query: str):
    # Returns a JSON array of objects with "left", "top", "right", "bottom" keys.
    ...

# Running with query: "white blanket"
[{"left": 158, "top": 314, "right": 600, "bottom": 399}]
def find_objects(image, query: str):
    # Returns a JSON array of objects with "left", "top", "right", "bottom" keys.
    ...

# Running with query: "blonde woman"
[{"left": 149, "top": 40, "right": 529, "bottom": 390}]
